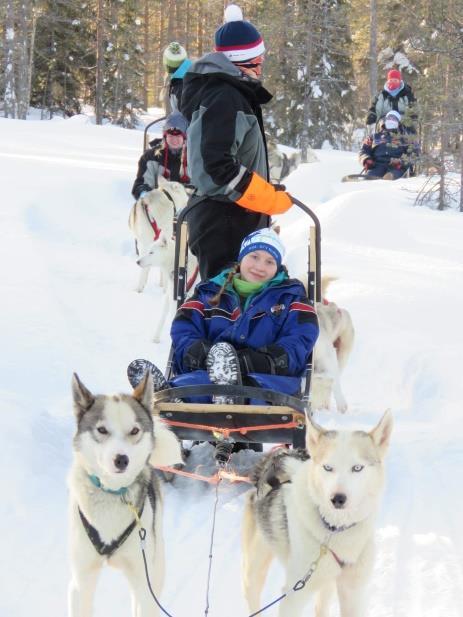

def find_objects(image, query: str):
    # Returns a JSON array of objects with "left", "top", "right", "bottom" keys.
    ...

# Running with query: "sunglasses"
[
  {"left": 165, "top": 129, "right": 184, "bottom": 136},
  {"left": 234, "top": 55, "right": 264, "bottom": 70}
]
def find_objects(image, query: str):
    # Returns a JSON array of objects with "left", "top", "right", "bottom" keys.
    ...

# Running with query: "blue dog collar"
[{"left": 88, "top": 474, "right": 129, "bottom": 496}]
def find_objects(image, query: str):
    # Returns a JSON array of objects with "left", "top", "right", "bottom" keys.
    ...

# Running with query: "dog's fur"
[
  {"left": 267, "top": 140, "right": 302, "bottom": 184},
  {"left": 128, "top": 176, "right": 190, "bottom": 342},
  {"left": 68, "top": 372, "right": 182, "bottom": 617},
  {"left": 242, "top": 411, "right": 393, "bottom": 617},
  {"left": 311, "top": 277, "right": 355, "bottom": 413}
]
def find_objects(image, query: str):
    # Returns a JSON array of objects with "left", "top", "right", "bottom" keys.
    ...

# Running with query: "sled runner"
[
  {"left": 152, "top": 197, "right": 321, "bottom": 448},
  {"left": 341, "top": 171, "right": 378, "bottom": 182}
]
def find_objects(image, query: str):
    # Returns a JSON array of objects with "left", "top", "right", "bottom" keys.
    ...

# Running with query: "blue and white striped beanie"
[
  {"left": 215, "top": 5, "right": 265, "bottom": 63},
  {"left": 238, "top": 228, "right": 285, "bottom": 267}
]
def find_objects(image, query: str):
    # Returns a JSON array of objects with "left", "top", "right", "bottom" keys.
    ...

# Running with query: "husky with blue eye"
[
  {"left": 241, "top": 411, "right": 393, "bottom": 617},
  {"left": 68, "top": 372, "right": 182, "bottom": 617}
]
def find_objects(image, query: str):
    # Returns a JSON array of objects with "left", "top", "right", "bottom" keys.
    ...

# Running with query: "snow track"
[{"left": 0, "top": 116, "right": 462, "bottom": 616}]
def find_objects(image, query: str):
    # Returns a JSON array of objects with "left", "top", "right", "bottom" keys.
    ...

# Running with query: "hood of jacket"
[{"left": 181, "top": 52, "right": 272, "bottom": 121}]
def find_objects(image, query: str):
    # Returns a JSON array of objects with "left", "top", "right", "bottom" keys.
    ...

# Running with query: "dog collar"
[
  {"left": 320, "top": 513, "right": 357, "bottom": 534},
  {"left": 88, "top": 474, "right": 129, "bottom": 496}
]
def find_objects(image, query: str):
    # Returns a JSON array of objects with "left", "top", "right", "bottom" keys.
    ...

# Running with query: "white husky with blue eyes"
[
  {"left": 68, "top": 372, "right": 182, "bottom": 617},
  {"left": 242, "top": 411, "right": 393, "bottom": 617}
]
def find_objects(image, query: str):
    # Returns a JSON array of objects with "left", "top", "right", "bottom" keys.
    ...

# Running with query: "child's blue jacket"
[{"left": 169, "top": 269, "right": 319, "bottom": 395}]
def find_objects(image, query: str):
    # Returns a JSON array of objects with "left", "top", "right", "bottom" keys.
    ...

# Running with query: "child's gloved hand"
[
  {"left": 237, "top": 348, "right": 273, "bottom": 374},
  {"left": 363, "top": 159, "right": 374, "bottom": 170},
  {"left": 183, "top": 339, "right": 212, "bottom": 370}
]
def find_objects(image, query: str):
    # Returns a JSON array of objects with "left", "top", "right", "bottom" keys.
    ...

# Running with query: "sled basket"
[{"left": 160, "top": 195, "right": 321, "bottom": 448}]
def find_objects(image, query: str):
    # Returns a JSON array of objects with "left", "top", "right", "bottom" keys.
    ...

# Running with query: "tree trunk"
[
  {"left": 16, "top": 0, "right": 32, "bottom": 119},
  {"left": 369, "top": 0, "right": 378, "bottom": 100},
  {"left": 301, "top": 0, "right": 314, "bottom": 163},
  {"left": 3, "top": 0, "right": 17, "bottom": 118},
  {"left": 95, "top": 0, "right": 104, "bottom": 125},
  {"left": 143, "top": 0, "right": 149, "bottom": 110}
]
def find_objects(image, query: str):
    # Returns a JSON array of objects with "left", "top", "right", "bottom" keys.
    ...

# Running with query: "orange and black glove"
[{"left": 236, "top": 172, "right": 292, "bottom": 215}]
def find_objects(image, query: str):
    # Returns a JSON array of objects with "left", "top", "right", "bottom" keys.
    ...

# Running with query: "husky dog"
[
  {"left": 129, "top": 176, "right": 189, "bottom": 293},
  {"left": 68, "top": 372, "right": 182, "bottom": 617},
  {"left": 267, "top": 140, "right": 303, "bottom": 184},
  {"left": 128, "top": 176, "right": 190, "bottom": 342},
  {"left": 311, "top": 278, "right": 355, "bottom": 413},
  {"left": 242, "top": 411, "right": 393, "bottom": 617},
  {"left": 267, "top": 139, "right": 318, "bottom": 184}
]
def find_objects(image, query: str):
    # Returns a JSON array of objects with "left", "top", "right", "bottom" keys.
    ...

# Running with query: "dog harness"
[
  {"left": 78, "top": 481, "right": 156, "bottom": 558},
  {"left": 142, "top": 187, "right": 177, "bottom": 241}
]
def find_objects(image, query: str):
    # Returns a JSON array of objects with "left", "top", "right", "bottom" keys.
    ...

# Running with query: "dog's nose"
[
  {"left": 331, "top": 493, "right": 347, "bottom": 509},
  {"left": 114, "top": 454, "right": 129, "bottom": 471}
]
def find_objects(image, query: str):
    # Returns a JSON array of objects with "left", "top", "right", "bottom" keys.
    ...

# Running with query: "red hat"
[{"left": 387, "top": 69, "right": 402, "bottom": 81}]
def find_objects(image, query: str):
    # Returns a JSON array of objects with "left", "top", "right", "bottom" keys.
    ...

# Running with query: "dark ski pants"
[
  {"left": 366, "top": 163, "right": 407, "bottom": 180},
  {"left": 186, "top": 197, "right": 269, "bottom": 280}
]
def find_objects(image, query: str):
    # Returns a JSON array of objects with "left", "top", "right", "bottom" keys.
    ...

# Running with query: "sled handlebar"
[
  {"left": 143, "top": 116, "right": 167, "bottom": 152},
  {"left": 174, "top": 195, "right": 321, "bottom": 305}
]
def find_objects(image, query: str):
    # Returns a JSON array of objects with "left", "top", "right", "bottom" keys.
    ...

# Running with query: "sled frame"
[{"left": 161, "top": 196, "right": 321, "bottom": 448}]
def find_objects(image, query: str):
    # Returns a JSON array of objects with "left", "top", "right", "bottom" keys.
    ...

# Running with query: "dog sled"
[{"left": 151, "top": 197, "right": 321, "bottom": 449}]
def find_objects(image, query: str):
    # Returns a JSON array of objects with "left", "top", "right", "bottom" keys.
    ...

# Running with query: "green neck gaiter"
[{"left": 232, "top": 276, "right": 265, "bottom": 298}]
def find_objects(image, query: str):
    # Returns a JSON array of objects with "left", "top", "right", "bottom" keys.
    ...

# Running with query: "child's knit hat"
[{"left": 238, "top": 228, "right": 285, "bottom": 267}]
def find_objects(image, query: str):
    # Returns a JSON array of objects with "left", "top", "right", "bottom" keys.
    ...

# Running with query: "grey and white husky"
[
  {"left": 242, "top": 411, "right": 393, "bottom": 617},
  {"left": 68, "top": 372, "right": 182, "bottom": 617}
]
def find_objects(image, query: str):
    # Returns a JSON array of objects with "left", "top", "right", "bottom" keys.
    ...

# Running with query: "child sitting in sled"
[
  {"left": 359, "top": 110, "right": 420, "bottom": 180},
  {"left": 127, "top": 228, "right": 319, "bottom": 401}
]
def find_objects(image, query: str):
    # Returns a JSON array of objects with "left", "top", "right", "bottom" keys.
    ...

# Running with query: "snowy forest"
[{"left": 1, "top": 0, "right": 462, "bottom": 200}]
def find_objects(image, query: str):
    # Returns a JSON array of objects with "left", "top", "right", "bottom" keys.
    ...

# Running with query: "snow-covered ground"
[{"left": 1, "top": 116, "right": 462, "bottom": 617}]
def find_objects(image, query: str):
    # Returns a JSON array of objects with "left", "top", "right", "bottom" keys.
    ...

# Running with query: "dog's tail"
[
  {"left": 335, "top": 309, "right": 355, "bottom": 372},
  {"left": 128, "top": 201, "right": 138, "bottom": 230},
  {"left": 321, "top": 275, "right": 338, "bottom": 299}
]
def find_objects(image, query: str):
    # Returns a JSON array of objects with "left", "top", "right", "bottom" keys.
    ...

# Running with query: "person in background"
[
  {"left": 127, "top": 228, "right": 319, "bottom": 403},
  {"left": 359, "top": 110, "right": 419, "bottom": 180},
  {"left": 180, "top": 4, "right": 293, "bottom": 280},
  {"left": 162, "top": 42, "right": 192, "bottom": 113},
  {"left": 366, "top": 68, "right": 417, "bottom": 133},
  {"left": 132, "top": 111, "right": 189, "bottom": 201}
]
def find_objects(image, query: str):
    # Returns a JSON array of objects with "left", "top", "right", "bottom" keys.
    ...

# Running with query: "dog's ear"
[
  {"left": 133, "top": 371, "right": 154, "bottom": 411},
  {"left": 305, "top": 415, "right": 324, "bottom": 454},
  {"left": 370, "top": 409, "right": 393, "bottom": 458},
  {"left": 72, "top": 373, "right": 95, "bottom": 417}
]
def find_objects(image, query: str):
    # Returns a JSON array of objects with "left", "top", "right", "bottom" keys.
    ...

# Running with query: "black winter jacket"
[
  {"left": 131, "top": 142, "right": 188, "bottom": 200},
  {"left": 180, "top": 52, "right": 272, "bottom": 201}
]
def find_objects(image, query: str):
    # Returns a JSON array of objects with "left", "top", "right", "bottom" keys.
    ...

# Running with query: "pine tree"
[{"left": 31, "top": 0, "right": 92, "bottom": 117}]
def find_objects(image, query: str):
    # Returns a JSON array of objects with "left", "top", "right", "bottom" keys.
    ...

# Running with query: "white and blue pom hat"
[
  {"left": 238, "top": 228, "right": 285, "bottom": 267},
  {"left": 215, "top": 5, "right": 265, "bottom": 63}
]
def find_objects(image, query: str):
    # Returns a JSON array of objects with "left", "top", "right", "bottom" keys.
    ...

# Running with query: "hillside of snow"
[{"left": 1, "top": 116, "right": 462, "bottom": 617}]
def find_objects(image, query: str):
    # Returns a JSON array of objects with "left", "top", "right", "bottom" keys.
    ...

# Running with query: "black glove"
[
  {"left": 238, "top": 348, "right": 273, "bottom": 375},
  {"left": 183, "top": 340, "right": 212, "bottom": 371},
  {"left": 259, "top": 344, "right": 289, "bottom": 376}
]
